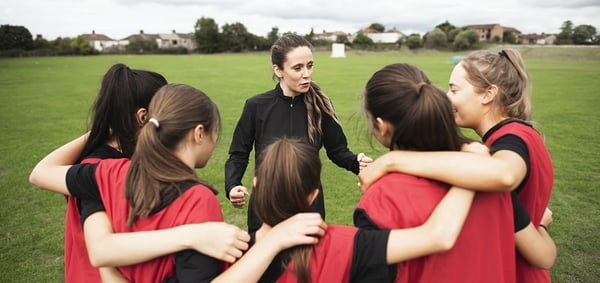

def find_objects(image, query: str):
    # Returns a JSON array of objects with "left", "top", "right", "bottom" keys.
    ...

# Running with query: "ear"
[
  {"left": 192, "top": 124, "right": 205, "bottom": 144},
  {"left": 308, "top": 189, "right": 320, "bottom": 206},
  {"left": 272, "top": 64, "right": 283, "bottom": 79},
  {"left": 481, "top": 85, "right": 499, "bottom": 105},
  {"left": 375, "top": 117, "right": 392, "bottom": 137},
  {"left": 136, "top": 108, "right": 148, "bottom": 127}
]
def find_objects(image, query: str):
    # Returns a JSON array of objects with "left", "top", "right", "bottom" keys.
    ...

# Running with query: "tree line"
[{"left": 1, "top": 18, "right": 598, "bottom": 57}]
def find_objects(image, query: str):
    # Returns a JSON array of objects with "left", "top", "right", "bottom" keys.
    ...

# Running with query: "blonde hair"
[{"left": 461, "top": 49, "right": 531, "bottom": 120}]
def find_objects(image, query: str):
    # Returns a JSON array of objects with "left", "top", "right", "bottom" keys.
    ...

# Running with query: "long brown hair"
[
  {"left": 254, "top": 138, "right": 321, "bottom": 283},
  {"left": 271, "top": 34, "right": 340, "bottom": 145},
  {"left": 364, "top": 63, "right": 469, "bottom": 151},
  {"left": 125, "top": 84, "right": 220, "bottom": 226},
  {"left": 461, "top": 49, "right": 531, "bottom": 120}
]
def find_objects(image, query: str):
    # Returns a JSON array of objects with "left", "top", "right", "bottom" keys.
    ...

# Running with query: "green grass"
[{"left": 1, "top": 46, "right": 599, "bottom": 282}]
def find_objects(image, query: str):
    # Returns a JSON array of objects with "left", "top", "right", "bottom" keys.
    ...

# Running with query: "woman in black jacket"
[{"left": 225, "top": 34, "right": 372, "bottom": 234}]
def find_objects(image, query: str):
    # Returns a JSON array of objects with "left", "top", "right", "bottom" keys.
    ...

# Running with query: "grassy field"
[{"left": 1, "top": 46, "right": 599, "bottom": 282}]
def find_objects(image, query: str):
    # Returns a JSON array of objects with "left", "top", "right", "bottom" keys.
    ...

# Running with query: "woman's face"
[
  {"left": 275, "top": 46, "right": 313, "bottom": 96},
  {"left": 447, "top": 63, "right": 485, "bottom": 130}
]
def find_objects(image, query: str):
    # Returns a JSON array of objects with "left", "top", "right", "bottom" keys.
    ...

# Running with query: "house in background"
[
  {"left": 348, "top": 27, "right": 405, "bottom": 44},
  {"left": 312, "top": 30, "right": 349, "bottom": 42},
  {"left": 123, "top": 30, "right": 160, "bottom": 46},
  {"left": 465, "top": 23, "right": 523, "bottom": 42},
  {"left": 157, "top": 30, "right": 197, "bottom": 50},
  {"left": 81, "top": 30, "right": 121, "bottom": 52},
  {"left": 521, "top": 33, "right": 556, "bottom": 45},
  {"left": 465, "top": 24, "right": 505, "bottom": 41}
]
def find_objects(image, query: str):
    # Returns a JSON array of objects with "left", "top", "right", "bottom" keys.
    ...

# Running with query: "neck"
[{"left": 280, "top": 82, "right": 300, "bottom": 97}]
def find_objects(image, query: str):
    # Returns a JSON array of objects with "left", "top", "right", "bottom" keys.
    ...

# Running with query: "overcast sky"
[{"left": 2, "top": 0, "right": 599, "bottom": 40}]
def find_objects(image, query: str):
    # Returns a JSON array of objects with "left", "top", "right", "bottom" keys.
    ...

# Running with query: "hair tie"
[
  {"left": 148, "top": 118, "right": 160, "bottom": 128},
  {"left": 416, "top": 82, "right": 427, "bottom": 94}
]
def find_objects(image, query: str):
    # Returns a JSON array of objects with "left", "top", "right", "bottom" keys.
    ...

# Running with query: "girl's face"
[
  {"left": 447, "top": 63, "right": 486, "bottom": 130},
  {"left": 275, "top": 46, "right": 313, "bottom": 96}
]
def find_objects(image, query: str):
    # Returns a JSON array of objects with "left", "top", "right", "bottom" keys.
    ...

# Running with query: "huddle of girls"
[{"left": 29, "top": 34, "right": 555, "bottom": 282}]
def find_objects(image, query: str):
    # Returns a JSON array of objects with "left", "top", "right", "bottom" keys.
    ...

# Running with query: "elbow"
[
  {"left": 495, "top": 173, "right": 519, "bottom": 192},
  {"left": 536, "top": 244, "right": 557, "bottom": 270},
  {"left": 87, "top": 245, "right": 109, "bottom": 267},
  {"left": 431, "top": 226, "right": 458, "bottom": 253},
  {"left": 29, "top": 168, "right": 41, "bottom": 188}
]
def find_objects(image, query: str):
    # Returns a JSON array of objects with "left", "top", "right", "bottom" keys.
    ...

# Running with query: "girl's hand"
[
  {"left": 180, "top": 222, "right": 250, "bottom": 263},
  {"left": 264, "top": 213, "right": 327, "bottom": 250}
]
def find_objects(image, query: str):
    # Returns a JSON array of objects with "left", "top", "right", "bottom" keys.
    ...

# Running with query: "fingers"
[{"left": 229, "top": 186, "right": 249, "bottom": 208}]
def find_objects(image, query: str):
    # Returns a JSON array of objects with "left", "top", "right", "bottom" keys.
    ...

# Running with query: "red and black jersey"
[
  {"left": 64, "top": 144, "right": 123, "bottom": 283},
  {"left": 355, "top": 173, "right": 517, "bottom": 283},
  {"left": 484, "top": 119, "right": 554, "bottom": 283},
  {"left": 258, "top": 225, "right": 393, "bottom": 283},
  {"left": 66, "top": 158, "right": 224, "bottom": 283}
]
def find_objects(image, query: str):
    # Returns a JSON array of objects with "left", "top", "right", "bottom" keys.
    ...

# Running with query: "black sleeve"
[
  {"left": 353, "top": 208, "right": 381, "bottom": 230},
  {"left": 512, "top": 191, "right": 531, "bottom": 232},
  {"left": 321, "top": 112, "right": 360, "bottom": 175},
  {"left": 491, "top": 134, "right": 530, "bottom": 194},
  {"left": 161, "top": 250, "right": 221, "bottom": 283},
  {"left": 350, "top": 229, "right": 395, "bottom": 283},
  {"left": 224, "top": 100, "right": 255, "bottom": 198},
  {"left": 66, "top": 164, "right": 106, "bottom": 225}
]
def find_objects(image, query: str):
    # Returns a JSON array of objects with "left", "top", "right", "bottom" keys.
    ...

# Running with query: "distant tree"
[
  {"left": 352, "top": 32, "right": 374, "bottom": 48},
  {"left": 305, "top": 28, "right": 315, "bottom": 44},
  {"left": 368, "top": 23, "right": 385, "bottom": 32},
  {"left": 405, "top": 33, "right": 422, "bottom": 50},
  {"left": 453, "top": 30, "right": 479, "bottom": 50},
  {"left": 555, "top": 20, "right": 574, "bottom": 45},
  {"left": 267, "top": 27, "right": 279, "bottom": 45},
  {"left": 435, "top": 21, "right": 457, "bottom": 37},
  {"left": 33, "top": 35, "right": 52, "bottom": 50},
  {"left": 70, "top": 36, "right": 93, "bottom": 55},
  {"left": 424, "top": 28, "right": 447, "bottom": 49},
  {"left": 572, "top": 24, "right": 597, "bottom": 45},
  {"left": 0, "top": 25, "right": 33, "bottom": 50},
  {"left": 503, "top": 31, "right": 517, "bottom": 44},
  {"left": 336, "top": 34, "right": 349, "bottom": 44},
  {"left": 249, "top": 34, "right": 271, "bottom": 51},
  {"left": 126, "top": 39, "right": 158, "bottom": 53},
  {"left": 52, "top": 37, "right": 74, "bottom": 55},
  {"left": 221, "top": 22, "right": 252, "bottom": 52},
  {"left": 194, "top": 17, "right": 221, "bottom": 53},
  {"left": 448, "top": 28, "right": 463, "bottom": 43}
]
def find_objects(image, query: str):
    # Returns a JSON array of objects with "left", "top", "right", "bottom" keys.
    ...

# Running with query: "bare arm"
[
  {"left": 359, "top": 146, "right": 525, "bottom": 193},
  {"left": 212, "top": 213, "right": 326, "bottom": 283},
  {"left": 83, "top": 212, "right": 250, "bottom": 267},
  {"left": 29, "top": 134, "right": 88, "bottom": 195},
  {"left": 386, "top": 186, "right": 475, "bottom": 263},
  {"left": 515, "top": 208, "right": 556, "bottom": 269}
]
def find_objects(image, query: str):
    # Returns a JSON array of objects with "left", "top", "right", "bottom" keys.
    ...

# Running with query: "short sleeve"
[
  {"left": 350, "top": 229, "right": 396, "bottom": 282},
  {"left": 512, "top": 191, "right": 531, "bottom": 232}
]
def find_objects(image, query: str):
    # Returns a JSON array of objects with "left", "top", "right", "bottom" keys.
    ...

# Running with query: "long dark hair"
[
  {"left": 254, "top": 138, "right": 321, "bottom": 283},
  {"left": 271, "top": 34, "right": 340, "bottom": 146},
  {"left": 364, "top": 63, "right": 469, "bottom": 151},
  {"left": 82, "top": 63, "right": 167, "bottom": 159},
  {"left": 125, "top": 84, "right": 220, "bottom": 226}
]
